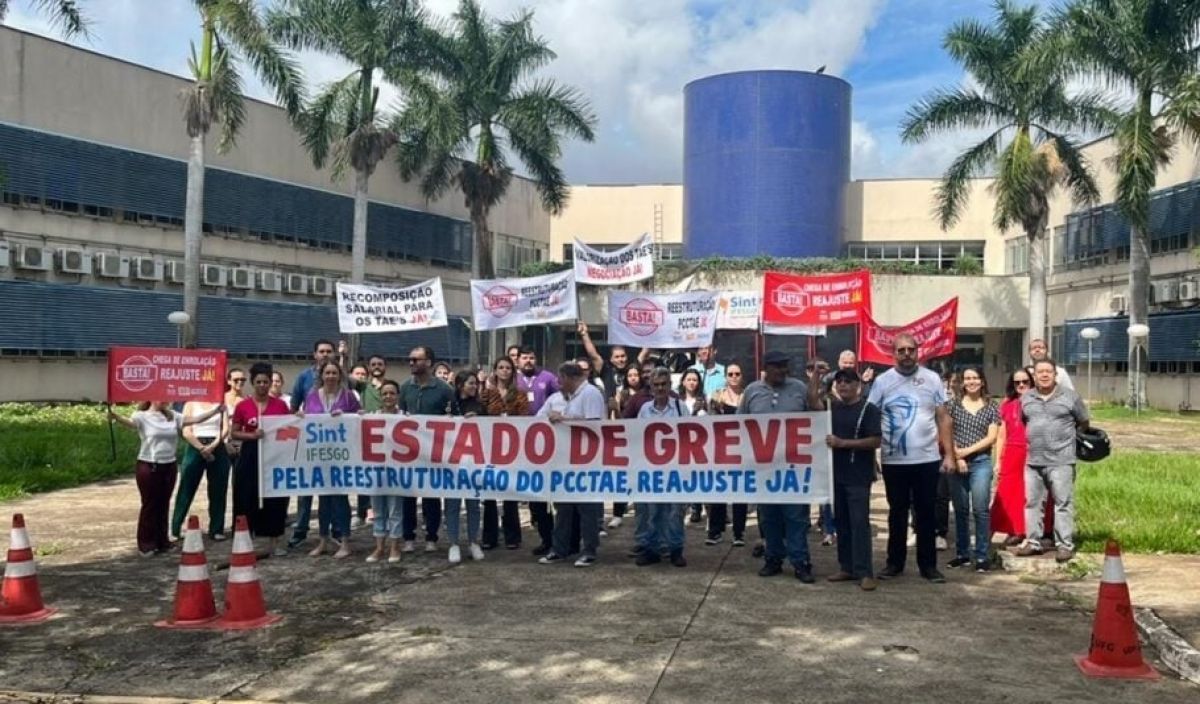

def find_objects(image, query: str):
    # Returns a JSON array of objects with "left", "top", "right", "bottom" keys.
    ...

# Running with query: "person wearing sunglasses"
[
  {"left": 867, "top": 334, "right": 956, "bottom": 584},
  {"left": 992, "top": 367, "right": 1042, "bottom": 547},
  {"left": 633, "top": 368, "right": 690, "bottom": 568},
  {"left": 706, "top": 362, "right": 749, "bottom": 547}
]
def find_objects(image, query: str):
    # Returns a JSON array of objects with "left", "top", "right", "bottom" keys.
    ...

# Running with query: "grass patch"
[
  {"left": 1076, "top": 451, "right": 1200, "bottom": 554},
  {"left": 1087, "top": 403, "right": 1200, "bottom": 424},
  {"left": 0, "top": 403, "right": 141, "bottom": 501}
]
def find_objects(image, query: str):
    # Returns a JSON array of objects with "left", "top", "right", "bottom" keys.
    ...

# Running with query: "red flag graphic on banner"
[
  {"left": 761, "top": 270, "right": 872, "bottom": 327},
  {"left": 107, "top": 346, "right": 227, "bottom": 403},
  {"left": 858, "top": 298, "right": 959, "bottom": 365}
]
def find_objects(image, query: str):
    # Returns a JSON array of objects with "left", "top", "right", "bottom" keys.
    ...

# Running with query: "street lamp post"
[
  {"left": 1080, "top": 327, "right": 1100, "bottom": 403},
  {"left": 1127, "top": 323, "right": 1150, "bottom": 415},
  {"left": 168, "top": 311, "right": 190, "bottom": 348}
]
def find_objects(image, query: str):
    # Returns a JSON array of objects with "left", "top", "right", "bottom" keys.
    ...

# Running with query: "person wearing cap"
[
  {"left": 824, "top": 368, "right": 882, "bottom": 591},
  {"left": 738, "top": 349, "right": 825, "bottom": 583}
]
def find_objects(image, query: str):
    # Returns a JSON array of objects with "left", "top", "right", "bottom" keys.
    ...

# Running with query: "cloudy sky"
[{"left": 4, "top": 0, "right": 1053, "bottom": 184}]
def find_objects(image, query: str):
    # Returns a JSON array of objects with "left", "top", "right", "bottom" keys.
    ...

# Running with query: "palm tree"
[
  {"left": 395, "top": 0, "right": 596, "bottom": 364},
  {"left": 0, "top": 0, "right": 88, "bottom": 37},
  {"left": 1060, "top": 0, "right": 1200, "bottom": 408},
  {"left": 268, "top": 0, "right": 430, "bottom": 363},
  {"left": 901, "top": 0, "right": 1115, "bottom": 349},
  {"left": 179, "top": 1, "right": 302, "bottom": 347}
]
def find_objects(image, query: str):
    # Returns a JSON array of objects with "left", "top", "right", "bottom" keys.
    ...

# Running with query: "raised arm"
[
  {"left": 181, "top": 403, "right": 222, "bottom": 427},
  {"left": 577, "top": 321, "right": 604, "bottom": 371},
  {"left": 107, "top": 407, "right": 137, "bottom": 430}
]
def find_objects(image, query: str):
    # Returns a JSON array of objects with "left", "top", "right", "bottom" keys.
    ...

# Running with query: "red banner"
[
  {"left": 107, "top": 346, "right": 227, "bottom": 403},
  {"left": 858, "top": 298, "right": 959, "bottom": 365},
  {"left": 761, "top": 270, "right": 872, "bottom": 327}
]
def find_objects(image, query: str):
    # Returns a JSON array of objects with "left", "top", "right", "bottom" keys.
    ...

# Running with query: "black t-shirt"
[
  {"left": 599, "top": 361, "right": 630, "bottom": 399},
  {"left": 830, "top": 398, "right": 882, "bottom": 485}
]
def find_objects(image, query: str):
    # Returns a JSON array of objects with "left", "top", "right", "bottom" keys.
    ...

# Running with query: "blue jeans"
[
  {"left": 759, "top": 503, "right": 812, "bottom": 567},
  {"left": 642, "top": 503, "right": 686, "bottom": 552},
  {"left": 444, "top": 498, "right": 481, "bottom": 544},
  {"left": 291, "top": 495, "right": 314, "bottom": 540},
  {"left": 371, "top": 495, "right": 404, "bottom": 540},
  {"left": 317, "top": 495, "right": 351, "bottom": 540},
  {"left": 634, "top": 503, "right": 654, "bottom": 548},
  {"left": 818, "top": 503, "right": 836, "bottom": 535},
  {"left": 950, "top": 455, "right": 993, "bottom": 562}
]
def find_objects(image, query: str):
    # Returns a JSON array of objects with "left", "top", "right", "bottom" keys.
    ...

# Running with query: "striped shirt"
[{"left": 1020, "top": 386, "right": 1089, "bottom": 467}]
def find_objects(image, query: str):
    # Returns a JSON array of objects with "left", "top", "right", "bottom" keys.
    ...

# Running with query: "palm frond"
[
  {"left": 502, "top": 81, "right": 597, "bottom": 143},
  {"left": 299, "top": 71, "right": 362, "bottom": 170},
  {"left": 215, "top": 0, "right": 303, "bottom": 116},
  {"left": 900, "top": 87, "right": 1013, "bottom": 143},
  {"left": 210, "top": 46, "right": 247, "bottom": 152},
  {"left": 266, "top": 0, "right": 347, "bottom": 55},
  {"left": 1044, "top": 131, "right": 1102, "bottom": 206},
  {"left": 1111, "top": 106, "right": 1171, "bottom": 229},
  {"left": 934, "top": 128, "right": 1004, "bottom": 230},
  {"left": 20, "top": 0, "right": 90, "bottom": 39}
]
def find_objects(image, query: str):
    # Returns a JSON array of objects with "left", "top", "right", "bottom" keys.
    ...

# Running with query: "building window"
[
  {"left": 495, "top": 234, "right": 548, "bottom": 275},
  {"left": 655, "top": 243, "right": 682, "bottom": 261},
  {"left": 1005, "top": 237, "right": 1029, "bottom": 275},
  {"left": 846, "top": 240, "right": 985, "bottom": 270}
]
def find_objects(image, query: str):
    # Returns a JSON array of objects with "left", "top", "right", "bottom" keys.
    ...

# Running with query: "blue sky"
[{"left": 3, "top": 0, "right": 1051, "bottom": 184}]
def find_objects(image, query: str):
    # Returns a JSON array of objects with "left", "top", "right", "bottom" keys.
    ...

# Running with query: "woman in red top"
[
  {"left": 992, "top": 366, "right": 1056, "bottom": 545},
  {"left": 231, "top": 362, "right": 292, "bottom": 556}
]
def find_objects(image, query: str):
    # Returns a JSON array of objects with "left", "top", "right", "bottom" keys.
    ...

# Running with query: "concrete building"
[{"left": 0, "top": 27, "right": 551, "bottom": 401}]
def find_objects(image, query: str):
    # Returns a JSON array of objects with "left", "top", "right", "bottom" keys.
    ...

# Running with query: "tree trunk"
[
  {"left": 1127, "top": 222, "right": 1150, "bottom": 408},
  {"left": 470, "top": 204, "right": 495, "bottom": 368},
  {"left": 348, "top": 167, "right": 369, "bottom": 365},
  {"left": 182, "top": 132, "right": 205, "bottom": 349},
  {"left": 1026, "top": 217, "right": 1048, "bottom": 349}
]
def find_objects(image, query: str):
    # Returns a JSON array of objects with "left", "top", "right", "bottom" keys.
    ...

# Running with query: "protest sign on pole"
[
  {"left": 607, "top": 290, "right": 719, "bottom": 349},
  {"left": 572, "top": 233, "right": 655, "bottom": 285},
  {"left": 761, "top": 270, "right": 873, "bottom": 327},
  {"left": 470, "top": 270, "right": 577, "bottom": 332},
  {"left": 336, "top": 278, "right": 448, "bottom": 333},
  {"left": 259, "top": 413, "right": 832, "bottom": 503},
  {"left": 107, "top": 346, "right": 226, "bottom": 403},
  {"left": 715, "top": 290, "right": 761, "bottom": 330},
  {"left": 858, "top": 297, "right": 959, "bottom": 365}
]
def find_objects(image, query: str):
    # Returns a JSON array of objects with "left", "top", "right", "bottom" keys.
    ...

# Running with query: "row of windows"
[{"left": 844, "top": 241, "right": 985, "bottom": 270}]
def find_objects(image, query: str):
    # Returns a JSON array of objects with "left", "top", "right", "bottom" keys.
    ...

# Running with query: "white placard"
[
  {"left": 572, "top": 233, "right": 655, "bottom": 285},
  {"left": 607, "top": 290, "right": 719, "bottom": 349},
  {"left": 716, "top": 290, "right": 761, "bottom": 330},
  {"left": 762, "top": 322, "right": 828, "bottom": 336},
  {"left": 336, "top": 279, "right": 448, "bottom": 333},
  {"left": 470, "top": 269, "right": 578, "bottom": 331}
]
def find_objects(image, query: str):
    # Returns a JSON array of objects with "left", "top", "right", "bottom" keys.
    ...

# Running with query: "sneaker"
[
  {"left": 1040, "top": 537, "right": 1056, "bottom": 551},
  {"left": 948, "top": 556, "right": 971, "bottom": 568},
  {"left": 401, "top": 540, "right": 416, "bottom": 553},
  {"left": 921, "top": 568, "right": 947, "bottom": 583},
  {"left": 138, "top": 549, "right": 156, "bottom": 558},
  {"left": 387, "top": 552, "right": 402, "bottom": 564},
  {"left": 794, "top": 564, "right": 815, "bottom": 583},
  {"left": 448, "top": 545, "right": 462, "bottom": 564},
  {"left": 598, "top": 529, "right": 609, "bottom": 538},
  {"left": 906, "top": 533, "right": 917, "bottom": 548},
  {"left": 574, "top": 555, "right": 596, "bottom": 568},
  {"left": 732, "top": 536, "right": 746, "bottom": 547},
  {"left": 669, "top": 550, "right": 687, "bottom": 568},
  {"left": 287, "top": 536, "right": 306, "bottom": 549},
  {"left": 1055, "top": 548, "right": 1075, "bottom": 564},
  {"left": 1013, "top": 542, "right": 1043, "bottom": 557},
  {"left": 211, "top": 532, "right": 227, "bottom": 542},
  {"left": 424, "top": 541, "right": 437, "bottom": 553},
  {"left": 272, "top": 545, "right": 288, "bottom": 558},
  {"left": 704, "top": 534, "right": 722, "bottom": 546},
  {"left": 860, "top": 577, "right": 879, "bottom": 591},
  {"left": 689, "top": 507, "right": 703, "bottom": 523},
  {"left": 878, "top": 565, "right": 903, "bottom": 580},
  {"left": 469, "top": 543, "right": 485, "bottom": 561},
  {"left": 636, "top": 551, "right": 662, "bottom": 566},
  {"left": 935, "top": 536, "right": 949, "bottom": 551},
  {"left": 975, "top": 560, "right": 991, "bottom": 572},
  {"left": 758, "top": 560, "right": 783, "bottom": 577},
  {"left": 538, "top": 552, "right": 565, "bottom": 565},
  {"left": 826, "top": 571, "right": 855, "bottom": 582},
  {"left": 607, "top": 516, "right": 623, "bottom": 529},
  {"left": 532, "top": 543, "right": 552, "bottom": 556},
  {"left": 350, "top": 516, "right": 363, "bottom": 529},
  {"left": 821, "top": 534, "right": 835, "bottom": 547}
]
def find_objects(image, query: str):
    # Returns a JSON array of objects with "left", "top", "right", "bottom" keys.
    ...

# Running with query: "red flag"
[
  {"left": 761, "top": 270, "right": 872, "bottom": 327},
  {"left": 275, "top": 426, "right": 300, "bottom": 441},
  {"left": 858, "top": 298, "right": 959, "bottom": 365}
]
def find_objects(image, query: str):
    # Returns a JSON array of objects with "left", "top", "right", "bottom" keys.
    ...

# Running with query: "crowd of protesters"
[{"left": 109, "top": 327, "right": 1090, "bottom": 587}]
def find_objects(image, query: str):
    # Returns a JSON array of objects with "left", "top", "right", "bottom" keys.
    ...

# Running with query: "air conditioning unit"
[
  {"left": 1109, "top": 294, "right": 1127, "bottom": 313},
  {"left": 202, "top": 264, "right": 228, "bottom": 287},
  {"left": 284, "top": 272, "right": 308, "bottom": 294},
  {"left": 15, "top": 243, "right": 50, "bottom": 271},
  {"left": 1151, "top": 280, "right": 1179, "bottom": 304},
  {"left": 165, "top": 260, "right": 185, "bottom": 284},
  {"left": 95, "top": 252, "right": 130, "bottom": 278},
  {"left": 258, "top": 270, "right": 284, "bottom": 292},
  {"left": 56, "top": 247, "right": 90, "bottom": 274},
  {"left": 132, "top": 256, "right": 163, "bottom": 281},
  {"left": 1179, "top": 280, "right": 1200, "bottom": 301},
  {"left": 311, "top": 276, "right": 333, "bottom": 297},
  {"left": 230, "top": 267, "right": 254, "bottom": 290},
  {"left": 0, "top": 241, "right": 9, "bottom": 269}
]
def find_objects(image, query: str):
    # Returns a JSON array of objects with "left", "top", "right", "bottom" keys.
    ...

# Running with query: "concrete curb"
[{"left": 1135, "top": 607, "right": 1200, "bottom": 685}]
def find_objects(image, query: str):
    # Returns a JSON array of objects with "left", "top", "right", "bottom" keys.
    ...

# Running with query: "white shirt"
[
  {"left": 638, "top": 397, "right": 686, "bottom": 418},
  {"left": 1055, "top": 366, "right": 1074, "bottom": 391},
  {"left": 867, "top": 366, "right": 947, "bottom": 466},
  {"left": 184, "top": 402, "right": 222, "bottom": 439},
  {"left": 538, "top": 382, "right": 607, "bottom": 420},
  {"left": 131, "top": 410, "right": 184, "bottom": 464}
]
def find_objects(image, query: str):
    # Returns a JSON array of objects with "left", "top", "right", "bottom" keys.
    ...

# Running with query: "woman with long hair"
[
  {"left": 367, "top": 379, "right": 405, "bottom": 563},
  {"left": 480, "top": 356, "right": 530, "bottom": 549},
  {"left": 992, "top": 366, "right": 1053, "bottom": 546},
  {"left": 109, "top": 401, "right": 222, "bottom": 556},
  {"left": 445, "top": 370, "right": 487, "bottom": 564},
  {"left": 611, "top": 365, "right": 646, "bottom": 525},
  {"left": 945, "top": 366, "right": 1000, "bottom": 572},
  {"left": 269, "top": 370, "right": 291, "bottom": 408},
  {"left": 678, "top": 369, "right": 709, "bottom": 416},
  {"left": 706, "top": 362, "right": 748, "bottom": 546},
  {"left": 224, "top": 367, "right": 248, "bottom": 464},
  {"left": 229, "top": 362, "right": 292, "bottom": 556},
  {"left": 302, "top": 361, "right": 361, "bottom": 559}
]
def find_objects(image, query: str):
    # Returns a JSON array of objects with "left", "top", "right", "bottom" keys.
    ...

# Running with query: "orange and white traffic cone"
[
  {"left": 214, "top": 515, "right": 282, "bottom": 630},
  {"left": 0, "top": 514, "right": 57, "bottom": 624},
  {"left": 156, "top": 515, "right": 219, "bottom": 629},
  {"left": 1074, "top": 539, "right": 1159, "bottom": 680}
]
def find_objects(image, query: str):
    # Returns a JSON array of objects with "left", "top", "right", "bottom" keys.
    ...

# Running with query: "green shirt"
[
  {"left": 398, "top": 377, "right": 453, "bottom": 416},
  {"left": 359, "top": 381, "right": 383, "bottom": 413}
]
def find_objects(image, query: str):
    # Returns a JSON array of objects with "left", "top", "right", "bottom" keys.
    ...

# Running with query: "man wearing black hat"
[
  {"left": 738, "top": 350, "right": 825, "bottom": 582},
  {"left": 824, "top": 368, "right": 882, "bottom": 591}
]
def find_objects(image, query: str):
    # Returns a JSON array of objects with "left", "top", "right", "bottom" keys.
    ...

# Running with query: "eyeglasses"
[
  {"left": 1014, "top": 379, "right": 1032, "bottom": 387},
  {"left": 408, "top": 357, "right": 427, "bottom": 364},
  {"left": 894, "top": 347, "right": 917, "bottom": 354}
]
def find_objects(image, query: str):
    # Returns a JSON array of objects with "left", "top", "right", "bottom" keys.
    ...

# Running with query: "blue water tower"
[{"left": 683, "top": 70, "right": 852, "bottom": 259}]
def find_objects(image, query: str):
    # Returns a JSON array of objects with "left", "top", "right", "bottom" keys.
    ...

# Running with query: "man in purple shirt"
[{"left": 516, "top": 347, "right": 560, "bottom": 413}]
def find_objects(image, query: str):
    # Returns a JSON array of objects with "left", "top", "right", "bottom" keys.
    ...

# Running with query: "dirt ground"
[
  {"left": 0, "top": 479, "right": 1197, "bottom": 703},
  {"left": 1099, "top": 415, "right": 1200, "bottom": 452}
]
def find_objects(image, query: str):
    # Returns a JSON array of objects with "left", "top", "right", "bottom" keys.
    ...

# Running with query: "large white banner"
[
  {"left": 572, "top": 233, "right": 655, "bottom": 285},
  {"left": 716, "top": 290, "right": 761, "bottom": 330},
  {"left": 607, "top": 290, "right": 719, "bottom": 349},
  {"left": 336, "top": 279, "right": 448, "bottom": 333},
  {"left": 260, "top": 413, "right": 831, "bottom": 503},
  {"left": 470, "top": 270, "right": 577, "bottom": 331}
]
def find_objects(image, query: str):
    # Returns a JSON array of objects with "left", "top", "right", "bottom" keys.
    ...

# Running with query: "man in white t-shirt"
[
  {"left": 1029, "top": 338, "right": 1074, "bottom": 391},
  {"left": 537, "top": 363, "right": 607, "bottom": 568},
  {"left": 867, "top": 333, "right": 957, "bottom": 584}
]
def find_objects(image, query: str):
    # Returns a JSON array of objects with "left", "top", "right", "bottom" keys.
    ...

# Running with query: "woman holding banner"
[
  {"left": 367, "top": 380, "right": 405, "bottom": 563},
  {"left": 170, "top": 398, "right": 231, "bottom": 542},
  {"left": 445, "top": 371, "right": 487, "bottom": 564},
  {"left": 109, "top": 401, "right": 222, "bottom": 557},
  {"left": 706, "top": 362, "right": 749, "bottom": 547},
  {"left": 231, "top": 362, "right": 292, "bottom": 556},
  {"left": 480, "top": 356, "right": 529, "bottom": 550},
  {"left": 301, "top": 361, "right": 361, "bottom": 559}
]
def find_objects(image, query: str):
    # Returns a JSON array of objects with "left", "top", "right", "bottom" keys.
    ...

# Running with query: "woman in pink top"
[
  {"left": 231, "top": 362, "right": 292, "bottom": 556},
  {"left": 301, "top": 361, "right": 361, "bottom": 558}
]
